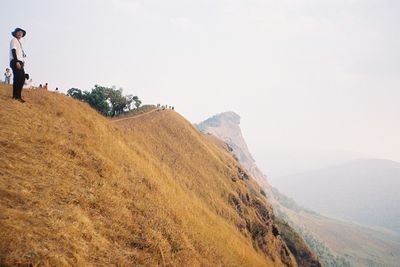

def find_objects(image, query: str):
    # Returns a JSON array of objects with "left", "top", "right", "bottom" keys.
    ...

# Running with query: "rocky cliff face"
[
  {"left": 196, "top": 112, "right": 272, "bottom": 192},
  {"left": 197, "top": 112, "right": 321, "bottom": 267}
]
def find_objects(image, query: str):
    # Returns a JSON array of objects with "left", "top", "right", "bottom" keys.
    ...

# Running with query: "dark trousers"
[{"left": 10, "top": 60, "right": 25, "bottom": 99}]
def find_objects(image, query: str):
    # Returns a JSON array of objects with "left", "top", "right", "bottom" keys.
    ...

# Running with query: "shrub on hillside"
[{"left": 67, "top": 85, "right": 141, "bottom": 117}]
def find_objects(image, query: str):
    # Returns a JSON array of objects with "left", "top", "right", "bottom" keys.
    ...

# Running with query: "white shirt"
[{"left": 10, "top": 37, "right": 25, "bottom": 62}]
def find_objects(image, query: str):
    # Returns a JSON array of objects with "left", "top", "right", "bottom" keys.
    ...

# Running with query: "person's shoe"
[{"left": 17, "top": 98, "right": 25, "bottom": 103}]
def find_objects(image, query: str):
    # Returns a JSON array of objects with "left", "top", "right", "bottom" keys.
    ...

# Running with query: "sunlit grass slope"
[{"left": 0, "top": 84, "right": 296, "bottom": 266}]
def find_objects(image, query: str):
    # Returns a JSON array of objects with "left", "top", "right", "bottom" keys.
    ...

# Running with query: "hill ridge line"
[{"left": 112, "top": 109, "right": 158, "bottom": 122}]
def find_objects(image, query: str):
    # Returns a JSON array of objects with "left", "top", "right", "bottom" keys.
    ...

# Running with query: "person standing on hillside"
[
  {"left": 4, "top": 68, "right": 12, "bottom": 84},
  {"left": 9, "top": 27, "right": 27, "bottom": 102}
]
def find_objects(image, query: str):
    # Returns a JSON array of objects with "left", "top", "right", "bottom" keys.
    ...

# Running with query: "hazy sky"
[{"left": 1, "top": 0, "right": 399, "bottom": 176}]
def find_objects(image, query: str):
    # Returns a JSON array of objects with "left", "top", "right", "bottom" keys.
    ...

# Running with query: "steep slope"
[
  {"left": 197, "top": 111, "right": 400, "bottom": 267},
  {"left": 273, "top": 159, "right": 400, "bottom": 233},
  {"left": 197, "top": 112, "right": 320, "bottom": 267},
  {"left": 0, "top": 84, "right": 299, "bottom": 266}
]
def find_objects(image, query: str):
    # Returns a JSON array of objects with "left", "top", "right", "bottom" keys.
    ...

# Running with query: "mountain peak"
[
  {"left": 196, "top": 112, "right": 269, "bottom": 188},
  {"left": 214, "top": 111, "right": 241, "bottom": 124},
  {"left": 196, "top": 111, "right": 240, "bottom": 131}
]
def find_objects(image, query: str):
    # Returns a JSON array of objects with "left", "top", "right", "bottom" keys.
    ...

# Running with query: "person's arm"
[
  {"left": 12, "top": 49, "right": 18, "bottom": 61},
  {"left": 11, "top": 48, "right": 22, "bottom": 69}
]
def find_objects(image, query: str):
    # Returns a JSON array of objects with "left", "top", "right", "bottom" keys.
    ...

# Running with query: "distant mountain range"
[
  {"left": 197, "top": 111, "right": 400, "bottom": 267},
  {"left": 272, "top": 158, "right": 400, "bottom": 233}
]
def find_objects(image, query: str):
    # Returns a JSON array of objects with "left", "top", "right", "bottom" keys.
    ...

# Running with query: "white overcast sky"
[{"left": 1, "top": 0, "right": 399, "bottom": 176}]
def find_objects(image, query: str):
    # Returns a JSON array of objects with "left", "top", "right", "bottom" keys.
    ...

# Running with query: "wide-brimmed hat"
[{"left": 11, "top": 28, "right": 26, "bottom": 37}]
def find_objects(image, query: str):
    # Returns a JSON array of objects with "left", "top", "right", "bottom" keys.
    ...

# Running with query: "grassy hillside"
[{"left": 0, "top": 84, "right": 300, "bottom": 266}]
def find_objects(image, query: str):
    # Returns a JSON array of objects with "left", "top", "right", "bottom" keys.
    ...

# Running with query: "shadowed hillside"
[{"left": 0, "top": 84, "right": 315, "bottom": 266}]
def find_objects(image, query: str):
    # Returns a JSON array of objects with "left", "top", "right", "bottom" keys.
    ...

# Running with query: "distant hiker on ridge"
[
  {"left": 9, "top": 27, "right": 27, "bottom": 102},
  {"left": 4, "top": 68, "right": 12, "bottom": 84}
]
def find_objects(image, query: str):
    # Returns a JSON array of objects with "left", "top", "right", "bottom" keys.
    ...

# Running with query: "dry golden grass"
[{"left": 0, "top": 84, "right": 296, "bottom": 266}]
